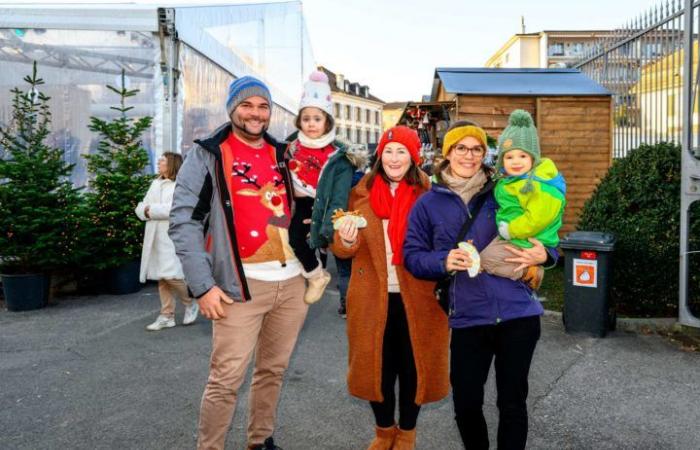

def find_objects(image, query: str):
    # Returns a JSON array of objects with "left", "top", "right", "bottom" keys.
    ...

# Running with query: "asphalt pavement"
[{"left": 1, "top": 265, "right": 699, "bottom": 449}]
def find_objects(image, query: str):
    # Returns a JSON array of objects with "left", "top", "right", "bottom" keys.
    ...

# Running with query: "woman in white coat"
[{"left": 136, "top": 152, "right": 199, "bottom": 331}]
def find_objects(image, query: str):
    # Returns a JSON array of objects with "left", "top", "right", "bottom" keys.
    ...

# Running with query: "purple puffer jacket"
[{"left": 404, "top": 177, "right": 553, "bottom": 329}]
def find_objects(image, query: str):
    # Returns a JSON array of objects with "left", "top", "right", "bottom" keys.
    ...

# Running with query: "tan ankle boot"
[
  {"left": 304, "top": 269, "right": 331, "bottom": 304},
  {"left": 393, "top": 427, "right": 416, "bottom": 450},
  {"left": 367, "top": 424, "right": 397, "bottom": 450},
  {"left": 522, "top": 265, "right": 544, "bottom": 290}
]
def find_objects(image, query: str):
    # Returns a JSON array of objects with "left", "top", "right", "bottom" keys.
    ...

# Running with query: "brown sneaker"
[
  {"left": 522, "top": 265, "right": 544, "bottom": 290},
  {"left": 303, "top": 270, "right": 331, "bottom": 304}
]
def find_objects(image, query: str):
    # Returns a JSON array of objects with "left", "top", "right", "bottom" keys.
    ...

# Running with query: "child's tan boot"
[{"left": 304, "top": 269, "right": 331, "bottom": 304}]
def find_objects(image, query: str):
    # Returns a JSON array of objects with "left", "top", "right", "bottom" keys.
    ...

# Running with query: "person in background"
[
  {"left": 335, "top": 143, "right": 369, "bottom": 318},
  {"left": 136, "top": 152, "right": 199, "bottom": 331}
]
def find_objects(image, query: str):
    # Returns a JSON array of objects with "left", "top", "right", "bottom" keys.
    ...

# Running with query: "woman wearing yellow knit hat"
[{"left": 404, "top": 118, "right": 560, "bottom": 449}]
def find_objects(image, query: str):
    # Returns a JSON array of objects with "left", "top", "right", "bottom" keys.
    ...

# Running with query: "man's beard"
[{"left": 232, "top": 116, "right": 268, "bottom": 139}]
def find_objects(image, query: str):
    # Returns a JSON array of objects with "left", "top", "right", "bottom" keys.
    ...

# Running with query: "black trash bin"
[{"left": 560, "top": 231, "right": 616, "bottom": 337}]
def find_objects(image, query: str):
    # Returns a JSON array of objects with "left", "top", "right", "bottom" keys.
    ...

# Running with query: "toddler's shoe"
[
  {"left": 522, "top": 265, "right": 544, "bottom": 290},
  {"left": 304, "top": 270, "right": 331, "bottom": 304}
]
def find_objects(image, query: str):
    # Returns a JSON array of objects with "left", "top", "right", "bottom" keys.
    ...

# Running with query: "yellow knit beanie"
[{"left": 442, "top": 125, "right": 488, "bottom": 158}]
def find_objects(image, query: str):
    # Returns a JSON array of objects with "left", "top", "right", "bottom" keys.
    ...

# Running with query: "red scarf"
[{"left": 369, "top": 178, "right": 420, "bottom": 266}]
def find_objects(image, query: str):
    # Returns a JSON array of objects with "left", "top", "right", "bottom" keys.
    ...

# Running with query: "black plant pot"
[
  {"left": 75, "top": 270, "right": 104, "bottom": 295},
  {"left": 1, "top": 273, "right": 50, "bottom": 311},
  {"left": 107, "top": 260, "right": 142, "bottom": 295}
]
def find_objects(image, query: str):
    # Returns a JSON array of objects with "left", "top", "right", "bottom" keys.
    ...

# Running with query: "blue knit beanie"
[{"left": 225, "top": 76, "right": 272, "bottom": 116}]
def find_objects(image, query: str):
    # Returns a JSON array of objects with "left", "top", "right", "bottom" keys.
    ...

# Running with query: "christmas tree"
[
  {"left": 0, "top": 61, "right": 85, "bottom": 274},
  {"left": 84, "top": 70, "right": 153, "bottom": 270}
]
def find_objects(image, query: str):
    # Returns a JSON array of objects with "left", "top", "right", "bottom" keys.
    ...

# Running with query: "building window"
[
  {"left": 334, "top": 103, "right": 341, "bottom": 119},
  {"left": 549, "top": 43, "right": 564, "bottom": 56},
  {"left": 375, "top": 111, "right": 380, "bottom": 124},
  {"left": 366, "top": 129, "right": 371, "bottom": 143},
  {"left": 355, "top": 106, "right": 361, "bottom": 123},
  {"left": 365, "top": 109, "right": 370, "bottom": 123},
  {"left": 644, "top": 43, "right": 661, "bottom": 58},
  {"left": 345, "top": 105, "right": 351, "bottom": 120}
]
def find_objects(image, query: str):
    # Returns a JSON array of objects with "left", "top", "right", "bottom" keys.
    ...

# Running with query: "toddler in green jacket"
[{"left": 480, "top": 109, "right": 566, "bottom": 289}]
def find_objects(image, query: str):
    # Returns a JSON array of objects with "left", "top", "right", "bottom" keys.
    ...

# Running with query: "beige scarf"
[{"left": 440, "top": 165, "right": 488, "bottom": 205}]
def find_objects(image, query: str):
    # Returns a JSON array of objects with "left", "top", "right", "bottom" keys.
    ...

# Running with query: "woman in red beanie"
[{"left": 329, "top": 126, "right": 449, "bottom": 450}]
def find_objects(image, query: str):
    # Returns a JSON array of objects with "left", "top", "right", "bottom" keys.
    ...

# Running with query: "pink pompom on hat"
[{"left": 300, "top": 70, "right": 333, "bottom": 117}]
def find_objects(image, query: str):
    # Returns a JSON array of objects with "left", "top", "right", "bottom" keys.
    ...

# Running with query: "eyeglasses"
[{"left": 451, "top": 145, "right": 485, "bottom": 157}]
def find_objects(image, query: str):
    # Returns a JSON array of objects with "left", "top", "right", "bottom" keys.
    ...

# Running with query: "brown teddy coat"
[{"left": 329, "top": 173, "right": 449, "bottom": 405}]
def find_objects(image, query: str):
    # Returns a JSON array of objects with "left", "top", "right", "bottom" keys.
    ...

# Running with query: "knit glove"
[{"left": 498, "top": 221, "right": 511, "bottom": 241}]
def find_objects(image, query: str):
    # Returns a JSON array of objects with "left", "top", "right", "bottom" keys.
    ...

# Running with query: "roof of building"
[
  {"left": 383, "top": 101, "right": 408, "bottom": 110},
  {"left": 432, "top": 68, "right": 611, "bottom": 99},
  {"left": 318, "top": 66, "right": 384, "bottom": 104}
]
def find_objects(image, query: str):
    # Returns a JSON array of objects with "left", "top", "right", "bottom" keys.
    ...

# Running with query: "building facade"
[
  {"left": 485, "top": 30, "right": 616, "bottom": 69},
  {"left": 382, "top": 101, "right": 407, "bottom": 131},
  {"left": 318, "top": 66, "right": 384, "bottom": 144}
]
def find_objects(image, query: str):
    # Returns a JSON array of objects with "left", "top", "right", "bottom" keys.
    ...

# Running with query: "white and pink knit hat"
[{"left": 299, "top": 70, "right": 333, "bottom": 117}]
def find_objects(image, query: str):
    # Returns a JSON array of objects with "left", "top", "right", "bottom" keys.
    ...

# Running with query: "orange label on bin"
[{"left": 573, "top": 259, "right": 598, "bottom": 288}]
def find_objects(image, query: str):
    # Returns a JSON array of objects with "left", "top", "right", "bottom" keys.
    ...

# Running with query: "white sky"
[
  {"left": 301, "top": 0, "right": 660, "bottom": 102},
  {"left": 4, "top": 0, "right": 662, "bottom": 102}
]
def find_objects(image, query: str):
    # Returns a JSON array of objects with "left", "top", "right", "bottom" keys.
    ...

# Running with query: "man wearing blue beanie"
[
  {"left": 225, "top": 76, "right": 273, "bottom": 140},
  {"left": 169, "top": 76, "right": 305, "bottom": 450}
]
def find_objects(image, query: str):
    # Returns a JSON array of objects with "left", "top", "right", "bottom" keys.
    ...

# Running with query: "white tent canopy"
[{"left": 0, "top": 2, "right": 315, "bottom": 184}]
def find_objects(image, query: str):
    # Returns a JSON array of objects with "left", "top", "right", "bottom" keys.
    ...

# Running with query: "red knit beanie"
[{"left": 376, "top": 126, "right": 421, "bottom": 165}]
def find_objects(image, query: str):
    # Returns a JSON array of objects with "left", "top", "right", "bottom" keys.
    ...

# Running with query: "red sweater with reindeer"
[{"left": 221, "top": 133, "right": 301, "bottom": 282}]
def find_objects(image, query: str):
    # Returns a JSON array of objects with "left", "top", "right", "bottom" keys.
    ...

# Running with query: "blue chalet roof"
[{"left": 432, "top": 68, "right": 611, "bottom": 99}]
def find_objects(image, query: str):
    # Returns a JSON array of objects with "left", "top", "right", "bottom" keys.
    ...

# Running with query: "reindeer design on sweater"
[{"left": 234, "top": 162, "right": 295, "bottom": 267}]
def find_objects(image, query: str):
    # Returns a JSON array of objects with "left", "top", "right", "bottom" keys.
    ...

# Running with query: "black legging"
[
  {"left": 451, "top": 315, "right": 541, "bottom": 450},
  {"left": 370, "top": 293, "right": 421, "bottom": 430},
  {"left": 288, "top": 196, "right": 320, "bottom": 273}
]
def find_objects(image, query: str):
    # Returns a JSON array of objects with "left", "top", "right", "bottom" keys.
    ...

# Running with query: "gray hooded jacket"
[{"left": 168, "top": 123, "right": 292, "bottom": 301}]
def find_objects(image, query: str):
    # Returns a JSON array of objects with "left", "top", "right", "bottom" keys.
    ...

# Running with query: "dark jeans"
[
  {"left": 289, "top": 196, "right": 320, "bottom": 273},
  {"left": 450, "top": 315, "right": 541, "bottom": 450},
  {"left": 370, "top": 293, "right": 421, "bottom": 430},
  {"left": 335, "top": 255, "right": 352, "bottom": 308}
]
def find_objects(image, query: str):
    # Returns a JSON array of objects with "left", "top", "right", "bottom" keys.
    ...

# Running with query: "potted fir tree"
[
  {"left": 0, "top": 62, "right": 84, "bottom": 311},
  {"left": 84, "top": 70, "right": 153, "bottom": 295}
]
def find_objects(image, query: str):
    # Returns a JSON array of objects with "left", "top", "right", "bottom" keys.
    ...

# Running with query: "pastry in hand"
[
  {"left": 458, "top": 240, "right": 481, "bottom": 278},
  {"left": 331, "top": 209, "right": 368, "bottom": 230}
]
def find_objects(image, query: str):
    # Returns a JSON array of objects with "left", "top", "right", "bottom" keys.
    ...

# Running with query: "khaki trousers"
[
  {"left": 158, "top": 279, "right": 193, "bottom": 317},
  {"left": 197, "top": 275, "right": 307, "bottom": 450},
  {"left": 480, "top": 237, "right": 524, "bottom": 280}
]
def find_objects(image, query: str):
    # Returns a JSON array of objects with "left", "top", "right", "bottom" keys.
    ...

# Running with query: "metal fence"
[
  {"left": 573, "top": 0, "right": 700, "bottom": 328},
  {"left": 574, "top": 0, "right": 689, "bottom": 158}
]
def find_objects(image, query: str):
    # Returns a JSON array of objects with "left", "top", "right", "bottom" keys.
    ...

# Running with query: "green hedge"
[{"left": 578, "top": 142, "right": 700, "bottom": 317}]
